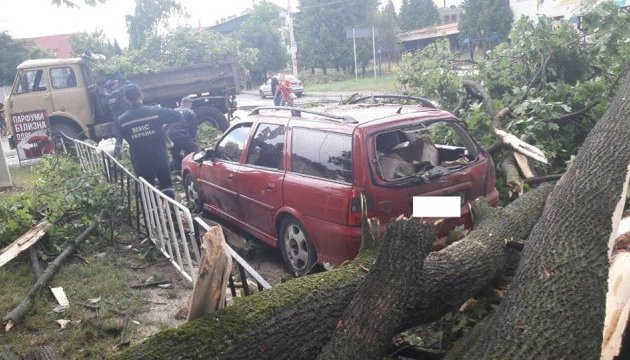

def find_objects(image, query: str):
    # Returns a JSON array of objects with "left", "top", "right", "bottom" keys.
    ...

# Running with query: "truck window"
[
  {"left": 291, "top": 128, "right": 353, "bottom": 184},
  {"left": 50, "top": 67, "right": 77, "bottom": 89},
  {"left": 15, "top": 69, "right": 47, "bottom": 94},
  {"left": 245, "top": 123, "right": 285, "bottom": 170}
]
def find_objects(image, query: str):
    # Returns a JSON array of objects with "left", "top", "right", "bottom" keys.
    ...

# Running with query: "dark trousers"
[
  {"left": 134, "top": 156, "right": 175, "bottom": 198},
  {"left": 170, "top": 136, "right": 198, "bottom": 171}
]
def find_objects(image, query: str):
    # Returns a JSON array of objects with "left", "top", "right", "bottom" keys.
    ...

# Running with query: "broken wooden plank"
[
  {"left": 0, "top": 221, "right": 50, "bottom": 268},
  {"left": 187, "top": 225, "right": 232, "bottom": 322},
  {"left": 602, "top": 216, "right": 630, "bottom": 359},
  {"left": 513, "top": 152, "right": 536, "bottom": 179},
  {"left": 50, "top": 287, "right": 70, "bottom": 308},
  {"left": 493, "top": 129, "right": 548, "bottom": 164}
]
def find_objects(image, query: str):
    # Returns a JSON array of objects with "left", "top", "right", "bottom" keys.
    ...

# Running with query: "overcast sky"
[{"left": 0, "top": 0, "right": 462, "bottom": 48}]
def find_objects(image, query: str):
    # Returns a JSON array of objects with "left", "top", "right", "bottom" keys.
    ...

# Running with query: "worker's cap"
[
  {"left": 123, "top": 83, "right": 142, "bottom": 100},
  {"left": 180, "top": 96, "right": 193, "bottom": 105}
]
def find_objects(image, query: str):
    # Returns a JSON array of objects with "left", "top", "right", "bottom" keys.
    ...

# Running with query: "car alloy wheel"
[
  {"left": 184, "top": 174, "right": 202, "bottom": 212},
  {"left": 280, "top": 218, "right": 316, "bottom": 276}
]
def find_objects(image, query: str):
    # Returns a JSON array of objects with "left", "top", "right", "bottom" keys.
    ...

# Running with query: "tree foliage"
[
  {"left": 238, "top": 1, "right": 288, "bottom": 82},
  {"left": 0, "top": 32, "right": 52, "bottom": 86},
  {"left": 126, "top": 0, "right": 183, "bottom": 50},
  {"left": 0, "top": 156, "right": 119, "bottom": 249},
  {"left": 95, "top": 27, "right": 250, "bottom": 76},
  {"left": 398, "top": 0, "right": 440, "bottom": 31},
  {"left": 69, "top": 30, "right": 119, "bottom": 58},
  {"left": 295, "top": 0, "right": 379, "bottom": 73},
  {"left": 396, "top": 2, "right": 630, "bottom": 175},
  {"left": 459, "top": 0, "right": 514, "bottom": 41}
]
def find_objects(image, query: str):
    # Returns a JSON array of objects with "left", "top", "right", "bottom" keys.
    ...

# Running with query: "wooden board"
[
  {"left": 0, "top": 221, "right": 50, "bottom": 268},
  {"left": 602, "top": 217, "right": 630, "bottom": 359}
]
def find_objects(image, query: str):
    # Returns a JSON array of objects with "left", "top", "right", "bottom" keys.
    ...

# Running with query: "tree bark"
[
  {"left": 450, "top": 67, "right": 630, "bottom": 359},
  {"left": 317, "top": 220, "right": 437, "bottom": 360},
  {"left": 113, "top": 185, "right": 552, "bottom": 360}
]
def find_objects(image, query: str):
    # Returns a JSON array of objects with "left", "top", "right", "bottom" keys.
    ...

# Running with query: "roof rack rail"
[
  {"left": 346, "top": 94, "right": 436, "bottom": 108},
  {"left": 249, "top": 106, "right": 358, "bottom": 124}
]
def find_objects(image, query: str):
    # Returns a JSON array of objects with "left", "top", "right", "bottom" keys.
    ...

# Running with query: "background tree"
[
  {"left": 459, "top": 0, "right": 513, "bottom": 44},
  {"left": 0, "top": 32, "right": 52, "bottom": 86},
  {"left": 398, "top": 0, "right": 440, "bottom": 31},
  {"left": 375, "top": 0, "right": 401, "bottom": 71},
  {"left": 395, "top": 2, "right": 629, "bottom": 191},
  {"left": 238, "top": 1, "right": 288, "bottom": 83},
  {"left": 69, "top": 30, "right": 118, "bottom": 58},
  {"left": 295, "top": 0, "right": 378, "bottom": 74},
  {"left": 126, "top": 0, "right": 183, "bottom": 50}
]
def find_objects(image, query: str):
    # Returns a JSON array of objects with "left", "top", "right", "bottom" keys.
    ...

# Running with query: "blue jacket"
[{"left": 117, "top": 104, "right": 183, "bottom": 167}]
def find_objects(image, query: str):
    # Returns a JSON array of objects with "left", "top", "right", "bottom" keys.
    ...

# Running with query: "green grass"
[
  {"left": 8, "top": 164, "right": 39, "bottom": 187},
  {"left": 307, "top": 76, "right": 400, "bottom": 93},
  {"left": 0, "top": 243, "right": 149, "bottom": 359}
]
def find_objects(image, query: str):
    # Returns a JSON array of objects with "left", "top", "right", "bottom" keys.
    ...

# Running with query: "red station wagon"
[{"left": 182, "top": 96, "right": 499, "bottom": 275}]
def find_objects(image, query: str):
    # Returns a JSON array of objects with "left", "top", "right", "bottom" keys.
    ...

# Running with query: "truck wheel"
[
  {"left": 50, "top": 122, "right": 83, "bottom": 154},
  {"left": 194, "top": 106, "right": 229, "bottom": 132}
]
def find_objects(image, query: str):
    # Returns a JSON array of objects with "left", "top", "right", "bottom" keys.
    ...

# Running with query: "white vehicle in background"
[{"left": 259, "top": 75, "right": 304, "bottom": 98}]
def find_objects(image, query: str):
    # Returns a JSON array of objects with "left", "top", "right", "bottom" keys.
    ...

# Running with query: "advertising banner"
[{"left": 11, "top": 110, "right": 54, "bottom": 161}]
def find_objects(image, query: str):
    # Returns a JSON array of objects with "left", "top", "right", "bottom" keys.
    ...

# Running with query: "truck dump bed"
[{"left": 126, "top": 57, "right": 241, "bottom": 106}]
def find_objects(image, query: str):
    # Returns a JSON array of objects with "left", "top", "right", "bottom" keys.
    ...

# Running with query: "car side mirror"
[{"left": 192, "top": 149, "right": 214, "bottom": 162}]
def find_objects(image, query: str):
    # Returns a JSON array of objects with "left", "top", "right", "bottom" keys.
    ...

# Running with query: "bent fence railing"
[{"left": 66, "top": 137, "right": 271, "bottom": 293}]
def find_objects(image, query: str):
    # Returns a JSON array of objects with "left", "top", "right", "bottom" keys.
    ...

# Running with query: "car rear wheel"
[
  {"left": 295, "top": 92, "right": 303, "bottom": 98},
  {"left": 184, "top": 173, "right": 202, "bottom": 212},
  {"left": 279, "top": 217, "right": 317, "bottom": 277},
  {"left": 259, "top": 90, "right": 266, "bottom": 99}
]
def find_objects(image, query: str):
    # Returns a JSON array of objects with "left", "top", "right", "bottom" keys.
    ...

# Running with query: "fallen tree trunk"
[
  {"left": 2, "top": 220, "right": 98, "bottom": 329},
  {"left": 317, "top": 220, "right": 436, "bottom": 359},
  {"left": 114, "top": 184, "right": 552, "bottom": 360},
  {"left": 449, "top": 66, "right": 630, "bottom": 359}
]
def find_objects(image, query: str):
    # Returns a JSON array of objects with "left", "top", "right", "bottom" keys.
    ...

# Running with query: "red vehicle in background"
[{"left": 182, "top": 96, "right": 498, "bottom": 275}]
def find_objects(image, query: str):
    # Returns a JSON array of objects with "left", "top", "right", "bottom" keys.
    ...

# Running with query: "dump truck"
[{"left": 3, "top": 55, "right": 240, "bottom": 155}]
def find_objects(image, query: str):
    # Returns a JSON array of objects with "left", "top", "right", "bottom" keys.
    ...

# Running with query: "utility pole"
[{"left": 287, "top": 0, "right": 298, "bottom": 78}]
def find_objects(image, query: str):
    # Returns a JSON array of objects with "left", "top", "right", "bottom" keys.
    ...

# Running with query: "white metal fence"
[
  {"left": 67, "top": 136, "right": 271, "bottom": 293},
  {"left": 69, "top": 138, "right": 200, "bottom": 284}
]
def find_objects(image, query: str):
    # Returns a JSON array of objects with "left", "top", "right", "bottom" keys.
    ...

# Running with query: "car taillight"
[{"left": 348, "top": 189, "right": 375, "bottom": 227}]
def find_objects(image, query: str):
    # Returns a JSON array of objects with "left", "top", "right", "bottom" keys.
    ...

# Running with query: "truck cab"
[{"left": 5, "top": 58, "right": 109, "bottom": 148}]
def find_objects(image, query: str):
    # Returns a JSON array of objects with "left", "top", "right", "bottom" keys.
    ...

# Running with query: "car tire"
[
  {"left": 184, "top": 173, "right": 203, "bottom": 212},
  {"left": 279, "top": 217, "right": 317, "bottom": 277},
  {"left": 296, "top": 92, "right": 303, "bottom": 98},
  {"left": 194, "top": 106, "right": 229, "bottom": 132},
  {"left": 260, "top": 90, "right": 266, "bottom": 99}
]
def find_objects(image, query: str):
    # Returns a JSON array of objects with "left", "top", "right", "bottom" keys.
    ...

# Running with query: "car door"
[
  {"left": 237, "top": 122, "right": 286, "bottom": 242},
  {"left": 197, "top": 122, "right": 252, "bottom": 221}
]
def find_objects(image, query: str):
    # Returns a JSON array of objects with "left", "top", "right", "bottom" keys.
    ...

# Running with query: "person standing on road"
[
  {"left": 167, "top": 96, "right": 199, "bottom": 172},
  {"left": 270, "top": 72, "right": 281, "bottom": 106},
  {"left": 279, "top": 74, "right": 293, "bottom": 106},
  {"left": 116, "top": 84, "right": 183, "bottom": 198}
]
